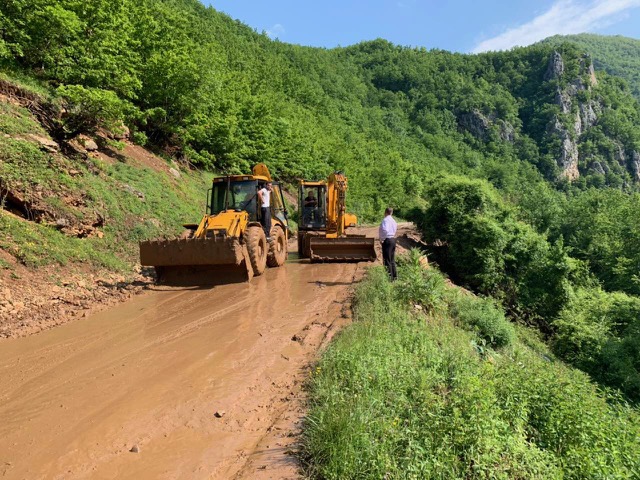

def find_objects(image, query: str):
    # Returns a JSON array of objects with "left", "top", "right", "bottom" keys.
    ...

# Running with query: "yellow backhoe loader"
[
  {"left": 140, "top": 163, "right": 289, "bottom": 284},
  {"left": 298, "top": 172, "right": 376, "bottom": 262}
]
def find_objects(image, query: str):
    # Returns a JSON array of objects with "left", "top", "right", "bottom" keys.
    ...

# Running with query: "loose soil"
[{"left": 0, "top": 223, "right": 423, "bottom": 479}]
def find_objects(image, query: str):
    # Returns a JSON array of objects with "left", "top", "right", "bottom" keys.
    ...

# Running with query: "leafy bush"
[
  {"left": 394, "top": 249, "right": 447, "bottom": 314},
  {"left": 414, "top": 175, "right": 574, "bottom": 323},
  {"left": 554, "top": 288, "right": 640, "bottom": 400},
  {"left": 56, "top": 84, "right": 133, "bottom": 139},
  {"left": 448, "top": 291, "right": 515, "bottom": 349}
]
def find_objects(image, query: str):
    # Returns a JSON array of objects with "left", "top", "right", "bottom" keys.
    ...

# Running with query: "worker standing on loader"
[
  {"left": 258, "top": 182, "right": 273, "bottom": 240},
  {"left": 379, "top": 207, "right": 398, "bottom": 281}
]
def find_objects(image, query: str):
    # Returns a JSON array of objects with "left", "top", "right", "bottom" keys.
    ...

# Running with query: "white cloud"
[
  {"left": 472, "top": 0, "right": 640, "bottom": 53},
  {"left": 266, "top": 23, "right": 285, "bottom": 39}
]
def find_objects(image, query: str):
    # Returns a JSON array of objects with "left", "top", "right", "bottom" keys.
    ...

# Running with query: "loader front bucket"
[
  {"left": 309, "top": 235, "right": 377, "bottom": 262},
  {"left": 139, "top": 237, "right": 253, "bottom": 285}
]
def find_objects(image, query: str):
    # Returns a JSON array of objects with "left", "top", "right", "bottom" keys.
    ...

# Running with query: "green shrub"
[
  {"left": 56, "top": 84, "right": 134, "bottom": 139},
  {"left": 394, "top": 249, "right": 447, "bottom": 314},
  {"left": 554, "top": 288, "right": 640, "bottom": 400},
  {"left": 449, "top": 291, "right": 515, "bottom": 349},
  {"left": 413, "top": 175, "right": 574, "bottom": 324}
]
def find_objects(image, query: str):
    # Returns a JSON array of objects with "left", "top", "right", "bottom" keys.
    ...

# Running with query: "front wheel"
[
  {"left": 267, "top": 227, "right": 287, "bottom": 267},
  {"left": 245, "top": 226, "right": 268, "bottom": 276}
]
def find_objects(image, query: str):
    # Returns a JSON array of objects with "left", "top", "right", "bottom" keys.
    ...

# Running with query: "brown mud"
[{"left": 0, "top": 223, "right": 423, "bottom": 479}]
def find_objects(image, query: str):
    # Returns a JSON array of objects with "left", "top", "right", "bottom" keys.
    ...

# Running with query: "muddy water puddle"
[{"left": 0, "top": 259, "right": 361, "bottom": 479}]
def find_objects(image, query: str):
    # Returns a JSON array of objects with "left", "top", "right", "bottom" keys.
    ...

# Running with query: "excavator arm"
[{"left": 303, "top": 172, "right": 376, "bottom": 262}]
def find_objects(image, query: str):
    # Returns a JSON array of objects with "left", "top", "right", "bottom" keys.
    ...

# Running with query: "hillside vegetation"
[
  {"left": 304, "top": 262, "right": 640, "bottom": 479},
  {"left": 2, "top": 0, "right": 640, "bottom": 214}
]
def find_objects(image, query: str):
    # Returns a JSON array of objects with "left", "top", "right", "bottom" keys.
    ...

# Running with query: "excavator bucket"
[
  {"left": 308, "top": 235, "right": 377, "bottom": 262},
  {"left": 139, "top": 237, "right": 253, "bottom": 285}
]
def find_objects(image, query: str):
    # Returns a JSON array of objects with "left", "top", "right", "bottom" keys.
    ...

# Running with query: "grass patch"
[
  {"left": 0, "top": 212, "right": 128, "bottom": 270},
  {"left": 0, "top": 69, "right": 52, "bottom": 99},
  {"left": 303, "top": 261, "right": 640, "bottom": 479},
  {"left": 0, "top": 101, "right": 48, "bottom": 136}
]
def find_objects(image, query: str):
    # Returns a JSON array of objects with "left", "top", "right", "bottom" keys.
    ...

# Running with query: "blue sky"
[{"left": 207, "top": 0, "right": 640, "bottom": 52}]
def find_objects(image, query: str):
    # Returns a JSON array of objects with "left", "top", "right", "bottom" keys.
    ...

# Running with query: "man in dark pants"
[
  {"left": 379, "top": 207, "right": 398, "bottom": 281},
  {"left": 257, "top": 182, "right": 273, "bottom": 240}
]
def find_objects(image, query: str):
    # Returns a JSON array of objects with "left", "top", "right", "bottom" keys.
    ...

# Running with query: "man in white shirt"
[
  {"left": 257, "top": 182, "right": 272, "bottom": 240},
  {"left": 379, "top": 207, "right": 398, "bottom": 280}
]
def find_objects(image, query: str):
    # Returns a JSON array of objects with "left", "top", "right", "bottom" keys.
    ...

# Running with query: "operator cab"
[
  {"left": 208, "top": 176, "right": 287, "bottom": 225},
  {"left": 209, "top": 177, "right": 259, "bottom": 221},
  {"left": 299, "top": 183, "right": 326, "bottom": 229}
]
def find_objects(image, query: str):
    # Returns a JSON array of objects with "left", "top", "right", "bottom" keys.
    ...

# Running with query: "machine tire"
[
  {"left": 297, "top": 232, "right": 306, "bottom": 259},
  {"left": 267, "top": 227, "right": 287, "bottom": 267},
  {"left": 246, "top": 226, "right": 267, "bottom": 276}
]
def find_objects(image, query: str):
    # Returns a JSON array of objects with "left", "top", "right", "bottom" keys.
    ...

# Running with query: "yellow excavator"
[
  {"left": 298, "top": 172, "right": 376, "bottom": 262},
  {"left": 140, "top": 163, "right": 289, "bottom": 284}
]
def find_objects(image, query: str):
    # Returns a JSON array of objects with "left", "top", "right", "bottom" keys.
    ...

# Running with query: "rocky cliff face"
[
  {"left": 458, "top": 109, "right": 515, "bottom": 143},
  {"left": 545, "top": 51, "right": 606, "bottom": 181},
  {"left": 631, "top": 151, "right": 640, "bottom": 181}
]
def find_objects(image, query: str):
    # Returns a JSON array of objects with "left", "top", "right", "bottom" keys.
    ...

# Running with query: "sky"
[{"left": 207, "top": 0, "right": 640, "bottom": 53}]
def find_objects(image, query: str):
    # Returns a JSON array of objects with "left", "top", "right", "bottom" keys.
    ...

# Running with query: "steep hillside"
[
  {"left": 0, "top": 76, "right": 211, "bottom": 336},
  {"left": 543, "top": 34, "right": 640, "bottom": 100}
]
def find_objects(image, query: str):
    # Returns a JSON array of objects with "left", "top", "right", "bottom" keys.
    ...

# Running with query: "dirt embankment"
[{"left": 0, "top": 223, "right": 425, "bottom": 479}]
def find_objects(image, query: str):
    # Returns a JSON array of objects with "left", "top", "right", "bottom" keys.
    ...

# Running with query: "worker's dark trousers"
[
  {"left": 260, "top": 207, "right": 272, "bottom": 238},
  {"left": 382, "top": 238, "right": 397, "bottom": 281}
]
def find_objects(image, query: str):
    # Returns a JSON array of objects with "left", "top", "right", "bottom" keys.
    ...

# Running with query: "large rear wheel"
[
  {"left": 245, "top": 226, "right": 267, "bottom": 276},
  {"left": 267, "top": 227, "right": 287, "bottom": 267}
]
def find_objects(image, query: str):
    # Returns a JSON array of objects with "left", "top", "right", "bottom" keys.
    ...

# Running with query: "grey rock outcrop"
[
  {"left": 589, "top": 161, "right": 607, "bottom": 176},
  {"left": 497, "top": 119, "right": 515, "bottom": 143},
  {"left": 613, "top": 141, "right": 627, "bottom": 166},
  {"left": 545, "top": 51, "right": 565, "bottom": 81},
  {"left": 546, "top": 51, "right": 606, "bottom": 181},
  {"left": 548, "top": 118, "right": 579, "bottom": 180},
  {"left": 580, "top": 54, "right": 598, "bottom": 87},
  {"left": 555, "top": 87, "right": 572, "bottom": 114},
  {"left": 579, "top": 101, "right": 598, "bottom": 129},
  {"left": 458, "top": 110, "right": 492, "bottom": 140},
  {"left": 458, "top": 110, "right": 515, "bottom": 143},
  {"left": 630, "top": 151, "right": 640, "bottom": 181}
]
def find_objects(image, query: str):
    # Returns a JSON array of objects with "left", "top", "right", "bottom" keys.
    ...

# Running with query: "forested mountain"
[
  {"left": 2, "top": 0, "right": 640, "bottom": 403},
  {"left": 2, "top": 0, "right": 640, "bottom": 212},
  {"left": 543, "top": 33, "right": 640, "bottom": 100}
]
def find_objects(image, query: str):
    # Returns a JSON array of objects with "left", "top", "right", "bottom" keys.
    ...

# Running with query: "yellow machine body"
[
  {"left": 140, "top": 164, "right": 289, "bottom": 285},
  {"left": 298, "top": 173, "right": 376, "bottom": 262}
]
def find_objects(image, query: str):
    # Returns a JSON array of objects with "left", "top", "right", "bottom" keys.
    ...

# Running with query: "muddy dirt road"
[
  {"left": 0, "top": 224, "right": 420, "bottom": 479},
  {"left": 0, "top": 255, "right": 365, "bottom": 480}
]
